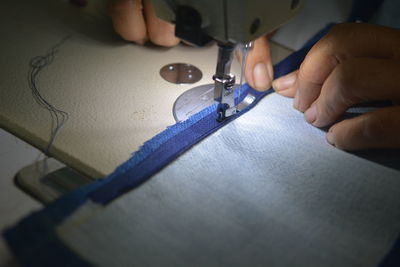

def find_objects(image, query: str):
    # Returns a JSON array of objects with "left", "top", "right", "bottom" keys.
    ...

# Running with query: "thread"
[{"left": 28, "top": 36, "right": 71, "bottom": 159}]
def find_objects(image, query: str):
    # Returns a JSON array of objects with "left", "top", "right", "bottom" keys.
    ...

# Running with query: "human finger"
[
  {"left": 294, "top": 23, "right": 400, "bottom": 112},
  {"left": 143, "top": 0, "right": 180, "bottom": 47},
  {"left": 304, "top": 58, "right": 400, "bottom": 128},
  {"left": 241, "top": 36, "right": 273, "bottom": 91},
  {"left": 110, "top": 0, "right": 148, "bottom": 44},
  {"left": 326, "top": 106, "right": 400, "bottom": 151},
  {"left": 272, "top": 70, "right": 298, "bottom": 97}
]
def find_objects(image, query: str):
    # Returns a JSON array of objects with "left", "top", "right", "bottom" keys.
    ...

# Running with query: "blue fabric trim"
[
  {"left": 3, "top": 182, "right": 104, "bottom": 267},
  {"left": 3, "top": 23, "right": 334, "bottom": 267},
  {"left": 89, "top": 85, "right": 259, "bottom": 204}
]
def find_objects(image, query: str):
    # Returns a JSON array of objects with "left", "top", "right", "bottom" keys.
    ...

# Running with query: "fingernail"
[
  {"left": 304, "top": 105, "right": 317, "bottom": 124},
  {"left": 326, "top": 127, "right": 336, "bottom": 146},
  {"left": 272, "top": 72, "right": 297, "bottom": 92},
  {"left": 253, "top": 63, "right": 271, "bottom": 90}
]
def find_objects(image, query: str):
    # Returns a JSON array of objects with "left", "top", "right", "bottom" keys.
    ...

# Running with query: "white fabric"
[{"left": 58, "top": 93, "right": 400, "bottom": 267}]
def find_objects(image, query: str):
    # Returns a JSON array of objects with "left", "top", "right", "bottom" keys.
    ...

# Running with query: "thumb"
[
  {"left": 327, "top": 106, "right": 400, "bottom": 151},
  {"left": 239, "top": 36, "right": 273, "bottom": 91}
]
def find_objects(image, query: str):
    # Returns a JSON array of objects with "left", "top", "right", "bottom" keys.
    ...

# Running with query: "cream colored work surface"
[{"left": 0, "top": 0, "right": 291, "bottom": 178}]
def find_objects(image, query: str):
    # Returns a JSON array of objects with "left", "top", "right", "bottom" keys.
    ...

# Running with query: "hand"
[
  {"left": 109, "top": 0, "right": 274, "bottom": 91},
  {"left": 272, "top": 23, "right": 400, "bottom": 151}
]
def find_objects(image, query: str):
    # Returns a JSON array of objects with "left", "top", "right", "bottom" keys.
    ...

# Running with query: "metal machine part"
[
  {"left": 152, "top": 0, "right": 304, "bottom": 46},
  {"left": 160, "top": 63, "right": 202, "bottom": 84},
  {"left": 173, "top": 84, "right": 216, "bottom": 122},
  {"left": 213, "top": 41, "right": 257, "bottom": 121},
  {"left": 213, "top": 44, "right": 235, "bottom": 102},
  {"left": 173, "top": 41, "right": 256, "bottom": 122},
  {"left": 172, "top": 83, "right": 255, "bottom": 122},
  {"left": 152, "top": 0, "right": 304, "bottom": 120},
  {"left": 213, "top": 44, "right": 236, "bottom": 120}
]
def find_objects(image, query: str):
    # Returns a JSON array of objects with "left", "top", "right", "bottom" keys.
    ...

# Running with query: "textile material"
[
  {"left": 56, "top": 93, "right": 400, "bottom": 267},
  {"left": 3, "top": 24, "right": 334, "bottom": 267},
  {"left": 4, "top": 2, "right": 400, "bottom": 264},
  {"left": 4, "top": 30, "right": 400, "bottom": 267},
  {"left": 88, "top": 24, "right": 335, "bottom": 205}
]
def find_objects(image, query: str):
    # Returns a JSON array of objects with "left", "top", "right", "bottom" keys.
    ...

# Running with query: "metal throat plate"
[
  {"left": 160, "top": 63, "right": 202, "bottom": 84},
  {"left": 173, "top": 84, "right": 241, "bottom": 122}
]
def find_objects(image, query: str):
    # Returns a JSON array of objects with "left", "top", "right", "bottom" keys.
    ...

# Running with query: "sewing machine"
[
  {"left": 153, "top": 0, "right": 304, "bottom": 120},
  {"left": 3, "top": 1, "right": 400, "bottom": 266}
]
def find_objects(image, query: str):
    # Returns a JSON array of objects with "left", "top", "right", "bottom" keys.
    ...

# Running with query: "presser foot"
[{"left": 213, "top": 73, "right": 237, "bottom": 121}]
